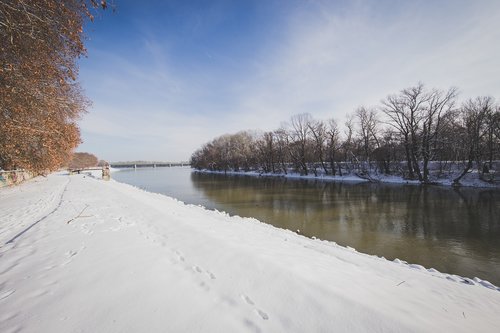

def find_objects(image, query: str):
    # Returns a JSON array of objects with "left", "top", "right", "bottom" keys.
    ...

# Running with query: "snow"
[
  {"left": 196, "top": 169, "right": 499, "bottom": 188},
  {"left": 1, "top": 173, "right": 500, "bottom": 332},
  {"left": 196, "top": 170, "right": 369, "bottom": 184}
]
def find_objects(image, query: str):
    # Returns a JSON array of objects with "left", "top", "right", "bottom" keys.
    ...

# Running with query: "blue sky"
[{"left": 78, "top": 0, "right": 500, "bottom": 162}]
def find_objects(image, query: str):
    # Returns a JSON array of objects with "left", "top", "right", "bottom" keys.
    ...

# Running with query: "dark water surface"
[{"left": 113, "top": 167, "right": 500, "bottom": 285}]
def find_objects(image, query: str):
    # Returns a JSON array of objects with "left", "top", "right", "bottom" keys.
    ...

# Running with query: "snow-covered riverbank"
[
  {"left": 1, "top": 173, "right": 500, "bottom": 332},
  {"left": 194, "top": 168, "right": 500, "bottom": 188}
]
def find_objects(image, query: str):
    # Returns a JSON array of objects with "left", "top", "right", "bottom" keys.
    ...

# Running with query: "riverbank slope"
[
  {"left": 194, "top": 168, "right": 499, "bottom": 188},
  {"left": 1, "top": 173, "right": 500, "bottom": 332}
]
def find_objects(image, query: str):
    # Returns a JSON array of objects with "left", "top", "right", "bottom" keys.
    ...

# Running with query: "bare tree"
[
  {"left": 420, "top": 87, "right": 457, "bottom": 182},
  {"left": 381, "top": 83, "right": 428, "bottom": 180},
  {"left": 190, "top": 85, "right": 499, "bottom": 185},
  {"left": 485, "top": 103, "right": 500, "bottom": 169},
  {"left": 256, "top": 132, "right": 275, "bottom": 173},
  {"left": 355, "top": 106, "right": 380, "bottom": 170},
  {"left": 342, "top": 113, "right": 356, "bottom": 173},
  {"left": 227, "top": 131, "right": 254, "bottom": 171},
  {"left": 453, "top": 97, "right": 493, "bottom": 184},
  {"left": 288, "top": 113, "right": 313, "bottom": 175},
  {"left": 372, "top": 129, "right": 400, "bottom": 175},
  {"left": 494, "top": 105, "right": 500, "bottom": 143},
  {"left": 326, "top": 119, "right": 340, "bottom": 175},
  {"left": 308, "top": 118, "right": 329, "bottom": 175},
  {"left": 274, "top": 128, "right": 290, "bottom": 174}
]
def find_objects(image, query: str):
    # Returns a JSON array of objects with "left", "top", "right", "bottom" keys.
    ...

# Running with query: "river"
[{"left": 113, "top": 167, "right": 500, "bottom": 286}]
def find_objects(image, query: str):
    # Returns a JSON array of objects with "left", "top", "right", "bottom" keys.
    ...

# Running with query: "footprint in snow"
[
  {"left": 61, "top": 246, "right": 85, "bottom": 266},
  {"left": 240, "top": 294, "right": 269, "bottom": 321},
  {"left": 174, "top": 250, "right": 185, "bottom": 262},
  {"left": 255, "top": 309, "right": 269, "bottom": 320},
  {"left": 241, "top": 294, "right": 254, "bottom": 305},
  {"left": 65, "top": 250, "right": 77, "bottom": 258},
  {"left": 192, "top": 266, "right": 216, "bottom": 280}
]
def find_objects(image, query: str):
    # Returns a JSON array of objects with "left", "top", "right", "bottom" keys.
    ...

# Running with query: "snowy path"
[{"left": 1, "top": 173, "right": 500, "bottom": 332}]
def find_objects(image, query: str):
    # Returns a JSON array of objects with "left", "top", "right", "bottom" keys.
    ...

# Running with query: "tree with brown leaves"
[
  {"left": 0, "top": 1, "right": 107, "bottom": 174},
  {"left": 68, "top": 152, "right": 99, "bottom": 169}
]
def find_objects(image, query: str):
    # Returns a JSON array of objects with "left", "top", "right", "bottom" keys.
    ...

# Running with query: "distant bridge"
[{"left": 109, "top": 161, "right": 190, "bottom": 169}]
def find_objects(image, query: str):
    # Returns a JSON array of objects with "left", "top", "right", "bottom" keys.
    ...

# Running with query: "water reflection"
[{"left": 190, "top": 172, "right": 500, "bottom": 285}]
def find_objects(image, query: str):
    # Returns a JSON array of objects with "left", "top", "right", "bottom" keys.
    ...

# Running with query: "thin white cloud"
[
  {"left": 233, "top": 0, "right": 500, "bottom": 128},
  {"left": 79, "top": 0, "right": 500, "bottom": 161}
]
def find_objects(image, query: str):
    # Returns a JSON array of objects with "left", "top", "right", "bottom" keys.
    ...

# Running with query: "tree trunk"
[
  {"left": 404, "top": 141, "right": 414, "bottom": 179},
  {"left": 453, "top": 158, "right": 473, "bottom": 185}
]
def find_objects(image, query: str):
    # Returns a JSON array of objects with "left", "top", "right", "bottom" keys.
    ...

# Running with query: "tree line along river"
[{"left": 113, "top": 167, "right": 500, "bottom": 286}]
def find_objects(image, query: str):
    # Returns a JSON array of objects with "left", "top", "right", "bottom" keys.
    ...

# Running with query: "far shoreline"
[{"left": 191, "top": 168, "right": 500, "bottom": 189}]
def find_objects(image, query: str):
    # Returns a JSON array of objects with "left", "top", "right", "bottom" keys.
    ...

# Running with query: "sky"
[{"left": 78, "top": 0, "right": 500, "bottom": 162}]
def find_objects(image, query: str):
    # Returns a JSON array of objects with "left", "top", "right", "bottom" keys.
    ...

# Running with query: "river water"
[{"left": 113, "top": 167, "right": 500, "bottom": 285}]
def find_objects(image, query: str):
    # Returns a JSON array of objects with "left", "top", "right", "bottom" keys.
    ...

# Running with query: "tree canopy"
[
  {"left": 68, "top": 152, "right": 99, "bottom": 169},
  {"left": 0, "top": 0, "right": 107, "bottom": 173}
]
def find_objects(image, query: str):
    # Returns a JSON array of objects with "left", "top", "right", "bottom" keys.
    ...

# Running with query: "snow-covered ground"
[
  {"left": 1, "top": 173, "right": 500, "bottom": 332},
  {"left": 195, "top": 168, "right": 499, "bottom": 188}
]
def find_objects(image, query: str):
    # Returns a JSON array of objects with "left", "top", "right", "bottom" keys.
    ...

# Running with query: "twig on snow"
[{"left": 66, "top": 204, "right": 91, "bottom": 224}]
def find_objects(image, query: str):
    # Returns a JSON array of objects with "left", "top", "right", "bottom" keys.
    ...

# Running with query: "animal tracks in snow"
[
  {"left": 190, "top": 264, "right": 218, "bottom": 293},
  {"left": 191, "top": 265, "right": 217, "bottom": 280},
  {"left": 241, "top": 294, "right": 269, "bottom": 320},
  {"left": 255, "top": 309, "right": 269, "bottom": 320},
  {"left": 61, "top": 245, "right": 85, "bottom": 266},
  {"left": 140, "top": 232, "right": 221, "bottom": 295},
  {"left": 168, "top": 247, "right": 218, "bottom": 294},
  {"left": 65, "top": 250, "right": 77, "bottom": 258},
  {"left": 174, "top": 250, "right": 185, "bottom": 262},
  {"left": 241, "top": 294, "right": 255, "bottom": 305},
  {"left": 80, "top": 223, "right": 94, "bottom": 235}
]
